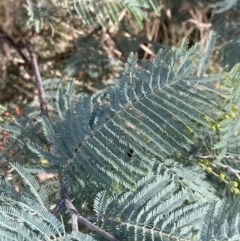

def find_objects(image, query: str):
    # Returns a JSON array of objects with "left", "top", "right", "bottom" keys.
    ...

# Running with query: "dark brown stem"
[
  {"left": 25, "top": 40, "right": 49, "bottom": 118},
  {"left": 59, "top": 178, "right": 120, "bottom": 241},
  {"left": 59, "top": 178, "right": 79, "bottom": 231},
  {"left": 23, "top": 26, "right": 118, "bottom": 241},
  {"left": 77, "top": 215, "right": 120, "bottom": 241}
]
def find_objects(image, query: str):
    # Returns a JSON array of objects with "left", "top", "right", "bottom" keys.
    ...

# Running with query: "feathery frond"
[
  {"left": 0, "top": 178, "right": 97, "bottom": 241},
  {"left": 197, "top": 31, "right": 216, "bottom": 77},
  {"left": 21, "top": 33, "right": 224, "bottom": 195},
  {"left": 94, "top": 170, "right": 209, "bottom": 241},
  {"left": 212, "top": 63, "right": 240, "bottom": 161},
  {"left": 198, "top": 196, "right": 240, "bottom": 241},
  {"left": 55, "top": 0, "right": 159, "bottom": 27}
]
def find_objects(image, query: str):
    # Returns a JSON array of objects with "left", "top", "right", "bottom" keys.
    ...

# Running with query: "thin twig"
[
  {"left": 25, "top": 40, "right": 49, "bottom": 118},
  {"left": 139, "top": 43, "right": 156, "bottom": 57},
  {"left": 214, "top": 162, "right": 240, "bottom": 174},
  {"left": 59, "top": 178, "right": 120, "bottom": 241},
  {"left": 24, "top": 27, "right": 119, "bottom": 241},
  {"left": 197, "top": 155, "right": 237, "bottom": 159},
  {"left": 59, "top": 178, "right": 79, "bottom": 231},
  {"left": 197, "top": 156, "right": 240, "bottom": 181},
  {"left": 53, "top": 200, "right": 65, "bottom": 217},
  {"left": 78, "top": 215, "right": 120, "bottom": 241},
  {"left": 186, "top": 19, "right": 211, "bottom": 30}
]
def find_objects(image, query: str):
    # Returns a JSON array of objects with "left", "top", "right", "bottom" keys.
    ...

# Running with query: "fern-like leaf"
[
  {"left": 27, "top": 33, "right": 223, "bottom": 192},
  {"left": 55, "top": 0, "right": 159, "bottom": 27},
  {"left": 198, "top": 196, "right": 240, "bottom": 240},
  {"left": 12, "top": 162, "right": 49, "bottom": 207},
  {"left": 93, "top": 169, "right": 209, "bottom": 240},
  {"left": 197, "top": 31, "right": 216, "bottom": 77},
  {"left": 0, "top": 179, "right": 97, "bottom": 241}
]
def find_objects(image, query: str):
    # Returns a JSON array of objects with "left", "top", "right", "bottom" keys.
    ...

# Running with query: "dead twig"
[
  {"left": 186, "top": 19, "right": 212, "bottom": 29},
  {"left": 140, "top": 43, "right": 156, "bottom": 57},
  {"left": 25, "top": 39, "right": 49, "bottom": 118}
]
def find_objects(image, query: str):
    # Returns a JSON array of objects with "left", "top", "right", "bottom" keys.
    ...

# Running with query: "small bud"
[
  {"left": 40, "top": 157, "right": 49, "bottom": 165},
  {"left": 231, "top": 181, "right": 238, "bottom": 188},
  {"left": 202, "top": 159, "right": 209, "bottom": 165},
  {"left": 211, "top": 124, "right": 216, "bottom": 131},
  {"left": 232, "top": 105, "right": 238, "bottom": 111},
  {"left": 202, "top": 115, "right": 209, "bottom": 121},
  {"left": 205, "top": 167, "right": 212, "bottom": 173},
  {"left": 219, "top": 173, "right": 225, "bottom": 180},
  {"left": 144, "top": 136, "right": 152, "bottom": 143},
  {"left": 231, "top": 187, "right": 240, "bottom": 194},
  {"left": 3, "top": 112, "right": 10, "bottom": 118},
  {"left": 2, "top": 130, "right": 10, "bottom": 136},
  {"left": 229, "top": 111, "right": 236, "bottom": 118},
  {"left": 223, "top": 114, "right": 229, "bottom": 119},
  {"left": 13, "top": 105, "right": 24, "bottom": 115},
  {"left": 1, "top": 137, "right": 7, "bottom": 143},
  {"left": 187, "top": 127, "right": 193, "bottom": 133}
]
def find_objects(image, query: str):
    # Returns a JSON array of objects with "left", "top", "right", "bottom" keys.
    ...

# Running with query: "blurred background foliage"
[{"left": 0, "top": 0, "right": 239, "bottom": 108}]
